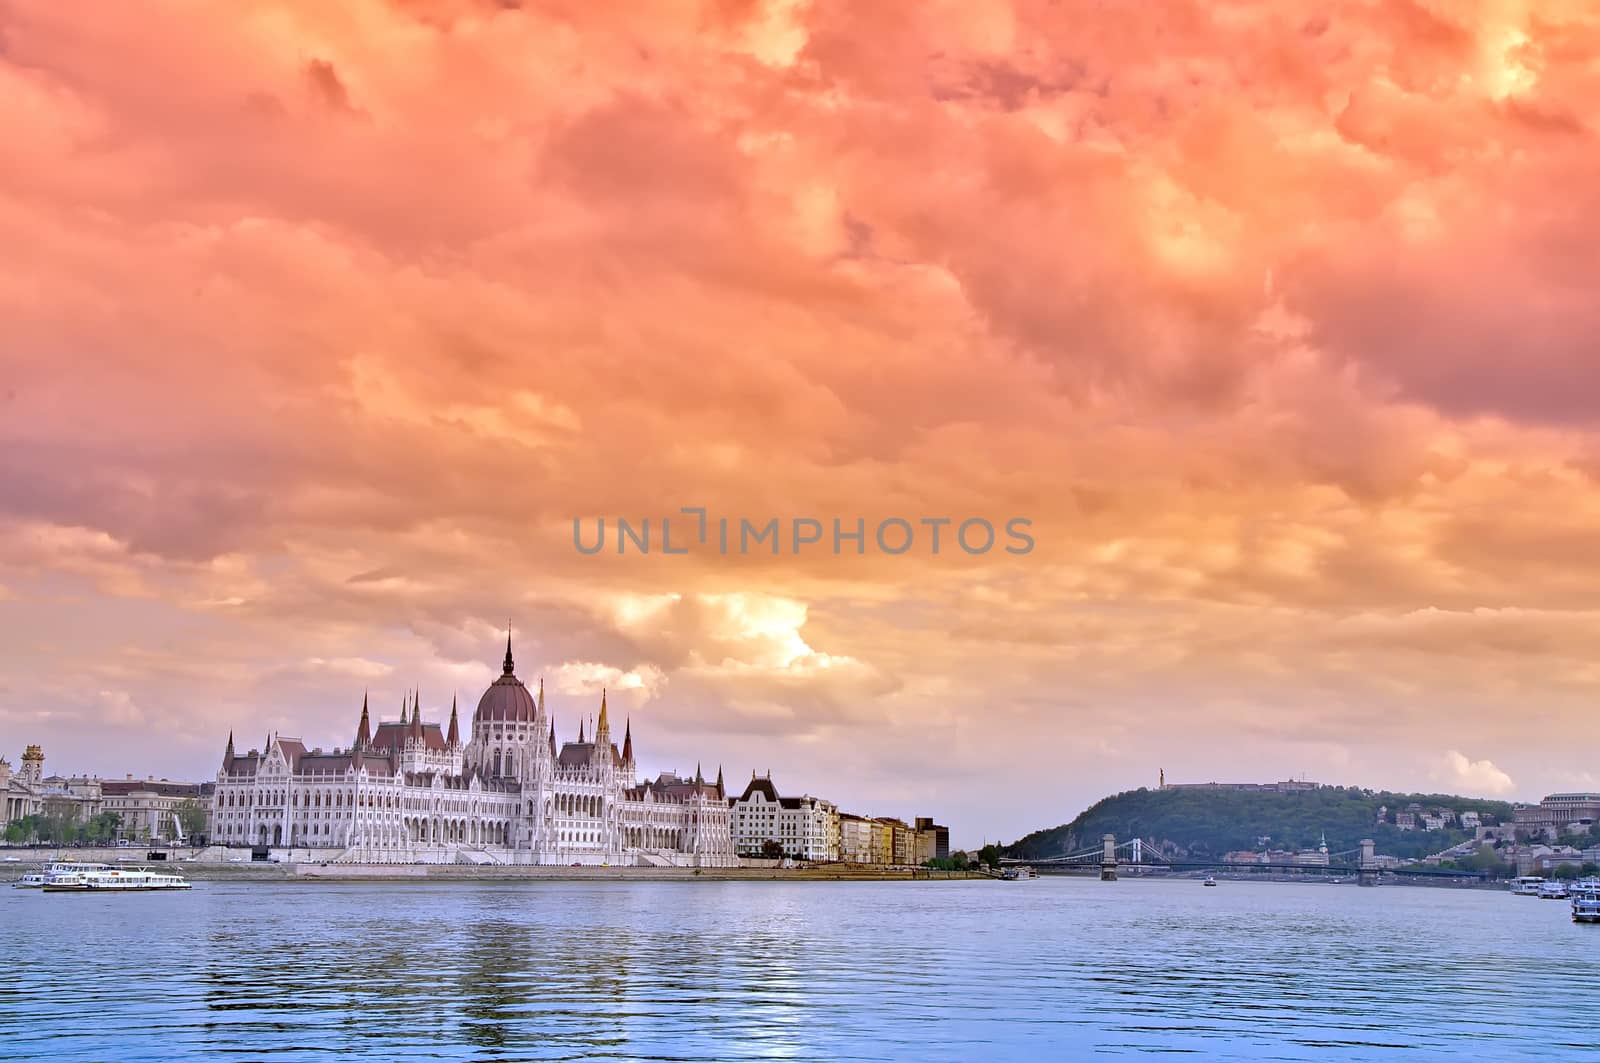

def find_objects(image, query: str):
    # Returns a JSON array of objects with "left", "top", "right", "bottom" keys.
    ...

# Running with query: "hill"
[{"left": 1003, "top": 786, "right": 1516, "bottom": 862}]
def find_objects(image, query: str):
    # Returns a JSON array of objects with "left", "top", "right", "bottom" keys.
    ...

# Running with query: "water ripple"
[{"left": 2, "top": 878, "right": 1597, "bottom": 1060}]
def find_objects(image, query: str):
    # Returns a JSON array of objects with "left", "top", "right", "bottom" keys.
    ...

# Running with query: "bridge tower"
[
  {"left": 1357, "top": 838, "right": 1378, "bottom": 887},
  {"left": 1101, "top": 833, "right": 1118, "bottom": 881}
]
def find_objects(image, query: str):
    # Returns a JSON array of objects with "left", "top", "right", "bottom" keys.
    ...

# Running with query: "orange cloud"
[{"left": 3, "top": 0, "right": 1600, "bottom": 840}]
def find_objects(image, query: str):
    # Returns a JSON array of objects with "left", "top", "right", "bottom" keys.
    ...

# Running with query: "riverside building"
[
  {"left": 210, "top": 636, "right": 737, "bottom": 866},
  {"left": 728, "top": 772, "right": 840, "bottom": 861}
]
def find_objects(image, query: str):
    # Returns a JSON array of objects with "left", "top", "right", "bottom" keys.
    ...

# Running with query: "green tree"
[
  {"left": 83, "top": 811, "right": 122, "bottom": 845},
  {"left": 978, "top": 844, "right": 1001, "bottom": 868},
  {"left": 1551, "top": 864, "right": 1580, "bottom": 880},
  {"left": 175, "top": 800, "right": 207, "bottom": 840},
  {"left": 760, "top": 839, "right": 785, "bottom": 860}
]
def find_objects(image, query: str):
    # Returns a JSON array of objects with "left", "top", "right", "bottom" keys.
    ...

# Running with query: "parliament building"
[{"left": 211, "top": 636, "right": 736, "bottom": 866}]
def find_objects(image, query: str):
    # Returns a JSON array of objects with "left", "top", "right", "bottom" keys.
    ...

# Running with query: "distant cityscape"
[
  {"left": 1157, "top": 773, "right": 1600, "bottom": 877},
  {"left": 0, "top": 636, "right": 951, "bottom": 868}
]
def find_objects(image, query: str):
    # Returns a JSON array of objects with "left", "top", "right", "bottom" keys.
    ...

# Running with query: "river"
[{"left": 3, "top": 876, "right": 1596, "bottom": 1060}]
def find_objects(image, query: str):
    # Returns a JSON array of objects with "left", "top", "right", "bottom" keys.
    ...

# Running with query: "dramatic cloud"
[
  {"left": 3, "top": 0, "right": 1599, "bottom": 840},
  {"left": 1434, "top": 751, "right": 1517, "bottom": 797}
]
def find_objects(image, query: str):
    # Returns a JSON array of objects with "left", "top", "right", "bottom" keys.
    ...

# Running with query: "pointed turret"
[
  {"left": 695, "top": 761, "right": 703, "bottom": 785},
  {"left": 538, "top": 677, "right": 545, "bottom": 715},
  {"left": 400, "top": 694, "right": 409, "bottom": 726},
  {"left": 447, "top": 695, "right": 460, "bottom": 746},
  {"left": 578, "top": 717, "right": 585, "bottom": 743},
  {"left": 621, "top": 718, "right": 633, "bottom": 763},
  {"left": 411, "top": 690, "right": 424, "bottom": 740},
  {"left": 716, "top": 764, "right": 724, "bottom": 795},
  {"left": 597, "top": 688, "right": 609, "bottom": 735},
  {"left": 353, "top": 692, "right": 371, "bottom": 749},
  {"left": 548, "top": 717, "right": 556, "bottom": 756},
  {"left": 222, "top": 731, "right": 235, "bottom": 769},
  {"left": 503, "top": 622, "right": 516, "bottom": 676}
]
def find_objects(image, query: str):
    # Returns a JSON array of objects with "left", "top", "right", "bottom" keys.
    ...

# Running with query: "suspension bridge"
[{"left": 1001, "top": 834, "right": 1490, "bottom": 882}]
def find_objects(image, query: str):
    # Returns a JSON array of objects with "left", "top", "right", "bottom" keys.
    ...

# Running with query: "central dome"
[{"left": 474, "top": 633, "right": 537, "bottom": 725}]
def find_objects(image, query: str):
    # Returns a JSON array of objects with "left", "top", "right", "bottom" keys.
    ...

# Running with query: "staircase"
[{"left": 454, "top": 847, "right": 503, "bottom": 865}]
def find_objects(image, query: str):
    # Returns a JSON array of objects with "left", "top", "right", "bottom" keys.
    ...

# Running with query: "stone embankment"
[{"left": 2, "top": 849, "right": 980, "bottom": 883}]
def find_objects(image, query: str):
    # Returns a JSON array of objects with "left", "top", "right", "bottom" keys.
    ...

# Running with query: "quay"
[{"left": 3, "top": 848, "right": 980, "bottom": 884}]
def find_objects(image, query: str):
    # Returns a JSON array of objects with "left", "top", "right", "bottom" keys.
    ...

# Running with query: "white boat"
[
  {"left": 1510, "top": 875, "right": 1545, "bottom": 896},
  {"left": 1572, "top": 878, "right": 1600, "bottom": 924},
  {"left": 1202, "top": 875, "right": 1217, "bottom": 887},
  {"left": 43, "top": 865, "right": 191, "bottom": 892},
  {"left": 12, "top": 861, "right": 109, "bottom": 889},
  {"left": 1013, "top": 866, "right": 1038, "bottom": 880},
  {"left": 1537, "top": 880, "right": 1570, "bottom": 900}
]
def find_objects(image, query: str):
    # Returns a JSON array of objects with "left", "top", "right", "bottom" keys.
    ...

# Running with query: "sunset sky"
[{"left": 3, "top": 0, "right": 1599, "bottom": 844}]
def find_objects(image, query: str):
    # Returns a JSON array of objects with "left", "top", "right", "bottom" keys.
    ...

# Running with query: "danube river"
[{"left": 3, "top": 876, "right": 1597, "bottom": 1060}]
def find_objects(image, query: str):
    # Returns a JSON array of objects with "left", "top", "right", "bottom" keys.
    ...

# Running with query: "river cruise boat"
[
  {"left": 1537, "top": 880, "right": 1570, "bottom": 900},
  {"left": 1571, "top": 879, "right": 1600, "bottom": 924},
  {"left": 43, "top": 865, "right": 191, "bottom": 892},
  {"left": 1012, "top": 866, "right": 1038, "bottom": 880},
  {"left": 1510, "top": 876, "right": 1546, "bottom": 896},
  {"left": 11, "top": 861, "right": 109, "bottom": 889}
]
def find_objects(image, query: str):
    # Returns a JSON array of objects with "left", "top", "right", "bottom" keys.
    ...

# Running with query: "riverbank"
[{"left": 2, "top": 856, "right": 981, "bottom": 883}]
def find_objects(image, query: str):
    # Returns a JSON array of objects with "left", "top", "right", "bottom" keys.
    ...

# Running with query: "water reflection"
[{"left": 3, "top": 878, "right": 1599, "bottom": 1061}]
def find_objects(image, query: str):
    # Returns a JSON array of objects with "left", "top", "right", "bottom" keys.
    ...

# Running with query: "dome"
[
  {"left": 473, "top": 634, "right": 537, "bottom": 725},
  {"left": 475, "top": 674, "right": 536, "bottom": 724}
]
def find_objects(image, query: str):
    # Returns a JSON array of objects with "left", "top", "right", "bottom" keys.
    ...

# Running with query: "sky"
[{"left": 3, "top": 0, "right": 1599, "bottom": 846}]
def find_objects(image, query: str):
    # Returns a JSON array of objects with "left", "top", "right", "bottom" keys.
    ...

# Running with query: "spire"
[
  {"left": 400, "top": 695, "right": 409, "bottom": 727},
  {"left": 447, "top": 695, "right": 459, "bottom": 746},
  {"left": 716, "top": 764, "right": 724, "bottom": 794},
  {"left": 597, "top": 688, "right": 609, "bottom": 736},
  {"left": 354, "top": 692, "right": 371, "bottom": 749},
  {"left": 578, "top": 716, "right": 585, "bottom": 743},
  {"left": 538, "top": 677, "right": 545, "bottom": 714},
  {"left": 695, "top": 761, "right": 703, "bottom": 785},
  {"left": 503, "top": 621, "right": 515, "bottom": 676},
  {"left": 622, "top": 718, "right": 633, "bottom": 763},
  {"left": 411, "top": 690, "right": 424, "bottom": 739},
  {"left": 223, "top": 731, "right": 235, "bottom": 768},
  {"left": 548, "top": 717, "right": 556, "bottom": 756}
]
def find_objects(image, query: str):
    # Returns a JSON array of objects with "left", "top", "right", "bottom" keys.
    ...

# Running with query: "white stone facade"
[
  {"left": 210, "top": 639, "right": 735, "bottom": 866},
  {"left": 728, "top": 772, "right": 840, "bottom": 861}
]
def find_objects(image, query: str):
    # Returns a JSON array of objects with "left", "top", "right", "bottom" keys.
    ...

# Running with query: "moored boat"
[
  {"left": 1013, "top": 866, "right": 1038, "bottom": 880},
  {"left": 1203, "top": 875, "right": 1217, "bottom": 886},
  {"left": 12, "top": 861, "right": 109, "bottom": 889},
  {"left": 1537, "top": 880, "right": 1570, "bottom": 900},
  {"left": 1510, "top": 876, "right": 1545, "bottom": 897},
  {"left": 43, "top": 865, "right": 191, "bottom": 892},
  {"left": 1572, "top": 878, "right": 1600, "bottom": 924}
]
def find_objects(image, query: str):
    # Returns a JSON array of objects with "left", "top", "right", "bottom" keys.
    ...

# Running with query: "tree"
[
  {"left": 923, "top": 853, "right": 973, "bottom": 871},
  {"left": 83, "top": 812, "right": 122, "bottom": 845},
  {"left": 175, "top": 800, "right": 207, "bottom": 840},
  {"left": 978, "top": 844, "right": 1001, "bottom": 868},
  {"left": 1551, "top": 863, "right": 1580, "bottom": 880},
  {"left": 4, "top": 818, "right": 35, "bottom": 844},
  {"left": 760, "top": 839, "right": 785, "bottom": 860}
]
